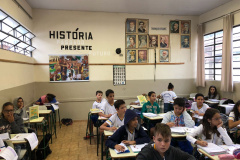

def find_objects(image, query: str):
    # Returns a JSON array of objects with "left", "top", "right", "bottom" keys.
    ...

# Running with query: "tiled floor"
[{"left": 46, "top": 121, "right": 101, "bottom": 160}]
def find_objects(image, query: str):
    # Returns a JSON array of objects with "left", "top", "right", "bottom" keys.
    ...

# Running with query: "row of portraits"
[
  {"left": 126, "top": 49, "right": 170, "bottom": 63},
  {"left": 126, "top": 19, "right": 149, "bottom": 34}
]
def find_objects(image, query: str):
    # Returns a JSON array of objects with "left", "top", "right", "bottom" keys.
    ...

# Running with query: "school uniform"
[
  {"left": 137, "top": 142, "right": 195, "bottom": 160},
  {"left": 228, "top": 112, "right": 240, "bottom": 143},
  {"left": 106, "top": 113, "right": 124, "bottom": 128},
  {"left": 91, "top": 99, "right": 106, "bottom": 124},
  {"left": 190, "top": 102, "right": 209, "bottom": 125},
  {"left": 105, "top": 109, "right": 150, "bottom": 149},
  {"left": 161, "top": 91, "right": 177, "bottom": 113},
  {"left": 100, "top": 101, "right": 117, "bottom": 115}
]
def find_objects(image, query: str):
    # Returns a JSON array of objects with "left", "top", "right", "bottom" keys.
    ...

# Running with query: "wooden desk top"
[
  {"left": 98, "top": 116, "right": 108, "bottom": 121},
  {"left": 39, "top": 110, "right": 52, "bottom": 114},
  {"left": 104, "top": 130, "right": 114, "bottom": 137},
  {"left": 90, "top": 109, "right": 101, "bottom": 114},
  {"left": 10, "top": 134, "right": 26, "bottom": 144},
  {"left": 24, "top": 117, "right": 44, "bottom": 124},
  {"left": 130, "top": 105, "right": 142, "bottom": 109},
  {"left": 143, "top": 113, "right": 165, "bottom": 120},
  {"left": 109, "top": 146, "right": 138, "bottom": 159}
]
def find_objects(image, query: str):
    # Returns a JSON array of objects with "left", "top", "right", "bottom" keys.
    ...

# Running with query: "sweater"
[{"left": 0, "top": 114, "right": 25, "bottom": 134}]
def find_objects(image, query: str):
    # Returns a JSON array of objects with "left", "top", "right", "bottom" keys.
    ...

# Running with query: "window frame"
[{"left": 232, "top": 24, "right": 240, "bottom": 81}]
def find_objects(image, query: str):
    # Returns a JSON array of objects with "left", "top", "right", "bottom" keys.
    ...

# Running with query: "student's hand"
[
  {"left": 197, "top": 140, "right": 208, "bottom": 147},
  {"left": 114, "top": 144, "right": 125, "bottom": 152},
  {"left": 6, "top": 113, "right": 15, "bottom": 123},
  {"left": 35, "top": 102, "right": 40, "bottom": 105},
  {"left": 19, "top": 104, "right": 24, "bottom": 109},
  {"left": 217, "top": 120, "right": 223, "bottom": 128},
  {"left": 122, "top": 140, "right": 136, "bottom": 145},
  {"left": 166, "top": 122, "right": 175, "bottom": 128},
  {"left": 107, "top": 114, "right": 112, "bottom": 118},
  {"left": 195, "top": 111, "right": 199, "bottom": 115},
  {"left": 109, "top": 127, "right": 117, "bottom": 131}
]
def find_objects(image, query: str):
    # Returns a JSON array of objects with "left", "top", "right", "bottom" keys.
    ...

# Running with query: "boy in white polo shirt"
[
  {"left": 100, "top": 100, "right": 126, "bottom": 131},
  {"left": 99, "top": 89, "right": 116, "bottom": 118}
]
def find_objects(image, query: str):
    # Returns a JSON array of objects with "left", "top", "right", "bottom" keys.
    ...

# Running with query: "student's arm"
[
  {"left": 135, "top": 127, "right": 151, "bottom": 144},
  {"left": 217, "top": 122, "right": 233, "bottom": 145},
  {"left": 99, "top": 104, "right": 111, "bottom": 118},
  {"left": 105, "top": 127, "right": 124, "bottom": 149},
  {"left": 140, "top": 104, "right": 147, "bottom": 119},
  {"left": 51, "top": 98, "right": 57, "bottom": 103},
  {"left": 182, "top": 111, "right": 195, "bottom": 128},
  {"left": 228, "top": 120, "right": 240, "bottom": 129},
  {"left": 100, "top": 122, "right": 117, "bottom": 131},
  {"left": 161, "top": 112, "right": 175, "bottom": 127},
  {"left": 11, "top": 115, "right": 25, "bottom": 134},
  {"left": 35, "top": 98, "right": 41, "bottom": 105},
  {"left": 186, "top": 125, "right": 208, "bottom": 147}
]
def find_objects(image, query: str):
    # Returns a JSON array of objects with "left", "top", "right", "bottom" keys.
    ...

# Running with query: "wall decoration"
[
  {"left": 113, "top": 65, "right": 126, "bottom": 86},
  {"left": 159, "top": 35, "right": 169, "bottom": 48},
  {"left": 169, "top": 21, "right": 179, "bottom": 33},
  {"left": 138, "top": 50, "right": 148, "bottom": 63},
  {"left": 181, "top": 35, "right": 190, "bottom": 48},
  {"left": 126, "top": 50, "right": 137, "bottom": 63},
  {"left": 126, "top": 35, "right": 137, "bottom": 48},
  {"left": 49, "top": 55, "right": 89, "bottom": 82},
  {"left": 138, "top": 35, "right": 147, "bottom": 48},
  {"left": 181, "top": 20, "right": 191, "bottom": 34},
  {"left": 148, "top": 35, "right": 158, "bottom": 48},
  {"left": 126, "top": 19, "right": 137, "bottom": 33},
  {"left": 137, "top": 19, "right": 149, "bottom": 34},
  {"left": 160, "top": 49, "right": 170, "bottom": 62}
]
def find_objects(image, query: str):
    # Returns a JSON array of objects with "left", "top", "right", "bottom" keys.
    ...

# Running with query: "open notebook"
[
  {"left": 0, "top": 146, "right": 18, "bottom": 160},
  {"left": 130, "top": 143, "right": 148, "bottom": 153},
  {"left": 11, "top": 133, "right": 38, "bottom": 150},
  {"left": 198, "top": 143, "right": 227, "bottom": 155},
  {"left": 114, "top": 143, "right": 130, "bottom": 154},
  {"left": 170, "top": 127, "right": 186, "bottom": 135}
]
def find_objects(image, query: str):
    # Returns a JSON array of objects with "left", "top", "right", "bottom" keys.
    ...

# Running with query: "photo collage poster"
[
  {"left": 49, "top": 55, "right": 89, "bottom": 82},
  {"left": 113, "top": 65, "right": 126, "bottom": 86}
]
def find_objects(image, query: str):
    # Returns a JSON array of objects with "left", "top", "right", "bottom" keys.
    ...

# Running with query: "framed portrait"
[
  {"left": 126, "top": 19, "right": 137, "bottom": 33},
  {"left": 181, "top": 35, "right": 190, "bottom": 49},
  {"left": 126, "top": 35, "right": 137, "bottom": 48},
  {"left": 138, "top": 50, "right": 148, "bottom": 63},
  {"left": 148, "top": 35, "right": 158, "bottom": 48},
  {"left": 159, "top": 35, "right": 170, "bottom": 48},
  {"left": 137, "top": 19, "right": 148, "bottom": 34},
  {"left": 159, "top": 49, "right": 170, "bottom": 62},
  {"left": 126, "top": 50, "right": 137, "bottom": 63},
  {"left": 138, "top": 35, "right": 147, "bottom": 48},
  {"left": 169, "top": 21, "right": 179, "bottom": 34},
  {"left": 181, "top": 20, "right": 191, "bottom": 34}
]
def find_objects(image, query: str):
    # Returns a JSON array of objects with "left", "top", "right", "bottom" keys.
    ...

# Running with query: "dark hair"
[
  {"left": 208, "top": 86, "right": 218, "bottom": 99},
  {"left": 139, "top": 21, "right": 144, "bottom": 25},
  {"left": 114, "top": 100, "right": 125, "bottom": 109},
  {"left": 202, "top": 108, "right": 220, "bottom": 139},
  {"left": 96, "top": 90, "right": 103, "bottom": 95},
  {"left": 129, "top": 36, "right": 135, "bottom": 42},
  {"left": 173, "top": 98, "right": 185, "bottom": 108},
  {"left": 154, "top": 123, "right": 171, "bottom": 138},
  {"left": 46, "top": 93, "right": 56, "bottom": 102},
  {"left": 17, "top": 97, "right": 24, "bottom": 102},
  {"left": 168, "top": 83, "right": 174, "bottom": 89},
  {"left": 2, "top": 102, "right": 14, "bottom": 117},
  {"left": 148, "top": 91, "right": 155, "bottom": 97},
  {"left": 195, "top": 93, "right": 204, "bottom": 100},
  {"left": 233, "top": 100, "right": 240, "bottom": 121},
  {"left": 106, "top": 89, "right": 114, "bottom": 97}
]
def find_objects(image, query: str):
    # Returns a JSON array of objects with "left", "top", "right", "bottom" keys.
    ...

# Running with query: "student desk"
[
  {"left": 218, "top": 104, "right": 234, "bottom": 115},
  {"left": 101, "top": 130, "right": 114, "bottom": 160},
  {"left": 143, "top": 113, "right": 165, "bottom": 121},
  {"left": 205, "top": 100, "right": 220, "bottom": 104},
  {"left": 130, "top": 105, "right": 142, "bottom": 109},
  {"left": 109, "top": 146, "right": 138, "bottom": 159},
  {"left": 97, "top": 116, "right": 108, "bottom": 156},
  {"left": 10, "top": 134, "right": 27, "bottom": 144}
]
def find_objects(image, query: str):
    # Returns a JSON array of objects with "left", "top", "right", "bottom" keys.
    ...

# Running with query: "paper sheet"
[{"left": 0, "top": 146, "right": 18, "bottom": 160}]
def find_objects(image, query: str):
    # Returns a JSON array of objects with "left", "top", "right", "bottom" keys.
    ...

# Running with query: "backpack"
[
  {"left": 61, "top": 118, "right": 73, "bottom": 126},
  {"left": 36, "top": 133, "right": 52, "bottom": 160}
]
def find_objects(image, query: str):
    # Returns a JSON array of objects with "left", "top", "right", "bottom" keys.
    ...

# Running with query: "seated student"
[
  {"left": 35, "top": 93, "right": 57, "bottom": 112},
  {"left": 99, "top": 89, "right": 116, "bottom": 118},
  {"left": 91, "top": 90, "right": 105, "bottom": 124},
  {"left": 228, "top": 100, "right": 240, "bottom": 143},
  {"left": 187, "top": 108, "right": 233, "bottom": 147},
  {"left": 160, "top": 83, "right": 177, "bottom": 113},
  {"left": 13, "top": 97, "right": 28, "bottom": 119},
  {"left": 190, "top": 93, "right": 209, "bottom": 126},
  {"left": 207, "top": 85, "right": 219, "bottom": 100},
  {"left": 137, "top": 123, "right": 195, "bottom": 160},
  {"left": 140, "top": 91, "right": 160, "bottom": 137},
  {"left": 162, "top": 98, "right": 194, "bottom": 154},
  {"left": 105, "top": 109, "right": 150, "bottom": 151},
  {"left": 100, "top": 100, "right": 126, "bottom": 131}
]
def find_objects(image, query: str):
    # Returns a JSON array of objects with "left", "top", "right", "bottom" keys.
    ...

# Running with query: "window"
[
  {"left": 0, "top": 9, "right": 35, "bottom": 57},
  {"left": 204, "top": 30, "right": 223, "bottom": 81},
  {"left": 233, "top": 25, "right": 240, "bottom": 81}
]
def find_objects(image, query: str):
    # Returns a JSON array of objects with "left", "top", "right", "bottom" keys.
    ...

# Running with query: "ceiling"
[{"left": 26, "top": 0, "right": 233, "bottom": 16}]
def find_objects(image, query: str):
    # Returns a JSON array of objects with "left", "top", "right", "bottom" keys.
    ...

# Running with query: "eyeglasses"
[{"left": 3, "top": 110, "right": 14, "bottom": 113}]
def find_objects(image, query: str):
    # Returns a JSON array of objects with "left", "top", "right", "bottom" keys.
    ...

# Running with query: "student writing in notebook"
[
  {"left": 187, "top": 108, "right": 233, "bottom": 147},
  {"left": 161, "top": 98, "right": 194, "bottom": 154},
  {"left": 228, "top": 100, "right": 240, "bottom": 143},
  {"left": 99, "top": 89, "right": 116, "bottom": 118},
  {"left": 190, "top": 93, "right": 209, "bottom": 126},
  {"left": 100, "top": 100, "right": 126, "bottom": 131},
  {"left": 140, "top": 91, "right": 160, "bottom": 137},
  {"left": 137, "top": 123, "right": 195, "bottom": 160},
  {"left": 105, "top": 109, "right": 150, "bottom": 152}
]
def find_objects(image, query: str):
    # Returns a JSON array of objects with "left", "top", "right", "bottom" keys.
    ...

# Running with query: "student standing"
[{"left": 160, "top": 83, "right": 177, "bottom": 113}]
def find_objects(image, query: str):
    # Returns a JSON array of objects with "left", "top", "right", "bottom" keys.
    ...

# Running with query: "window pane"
[
  {"left": 204, "top": 34, "right": 214, "bottom": 41},
  {"left": 3, "top": 17, "right": 19, "bottom": 28},
  {"left": 233, "top": 69, "right": 240, "bottom": 76},
  {"left": 233, "top": 55, "right": 240, "bottom": 61},
  {"left": 26, "top": 46, "right": 35, "bottom": 52},
  {"left": 8, "top": 30, "right": 14, "bottom": 36},
  {"left": 215, "top": 75, "right": 221, "bottom": 81},
  {"left": 215, "top": 69, "right": 221, "bottom": 74},
  {"left": 204, "top": 39, "right": 214, "bottom": 46},
  {"left": 3, "top": 36, "right": 19, "bottom": 45},
  {"left": 2, "top": 23, "right": 12, "bottom": 33},
  {"left": 215, "top": 57, "right": 222, "bottom": 63},
  {"left": 15, "top": 46, "right": 23, "bottom": 53},
  {"left": 204, "top": 46, "right": 214, "bottom": 52},
  {"left": 2, "top": 42, "right": 13, "bottom": 50},
  {"left": 0, "top": 10, "right": 7, "bottom": 20},
  {"left": 233, "top": 41, "right": 240, "bottom": 48},
  {"left": 233, "top": 33, "right": 240, "bottom": 41},
  {"left": 233, "top": 62, "right": 239, "bottom": 68},
  {"left": 215, "top": 50, "right": 222, "bottom": 56},
  {"left": 205, "top": 57, "right": 214, "bottom": 63},
  {"left": 233, "top": 48, "right": 240, "bottom": 54},
  {"left": 16, "top": 26, "right": 28, "bottom": 34},
  {"left": 17, "top": 42, "right": 28, "bottom": 48},
  {"left": 233, "top": 26, "right": 240, "bottom": 34},
  {"left": 205, "top": 75, "right": 214, "bottom": 80},
  {"left": 205, "top": 52, "right": 214, "bottom": 57},
  {"left": 215, "top": 44, "right": 222, "bottom": 50},
  {"left": 215, "top": 37, "right": 223, "bottom": 44},
  {"left": 215, "top": 63, "right": 222, "bottom": 68},
  {"left": 215, "top": 31, "right": 223, "bottom": 38},
  {"left": 205, "top": 63, "right": 214, "bottom": 68},
  {"left": 16, "top": 31, "right": 23, "bottom": 38},
  {"left": 25, "top": 32, "right": 34, "bottom": 39},
  {"left": 233, "top": 76, "right": 240, "bottom": 81},
  {"left": 205, "top": 69, "right": 214, "bottom": 74},
  {"left": 0, "top": 32, "right": 8, "bottom": 40},
  {"left": 25, "top": 51, "right": 31, "bottom": 57}
]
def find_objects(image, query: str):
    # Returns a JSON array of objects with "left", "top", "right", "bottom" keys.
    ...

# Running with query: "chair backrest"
[{"left": 220, "top": 113, "right": 229, "bottom": 130}]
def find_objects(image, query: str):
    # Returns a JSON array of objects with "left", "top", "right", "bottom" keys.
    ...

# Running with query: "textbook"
[
  {"left": 29, "top": 105, "right": 39, "bottom": 120},
  {"left": 90, "top": 108, "right": 101, "bottom": 113},
  {"left": 198, "top": 143, "right": 227, "bottom": 155},
  {"left": 0, "top": 133, "right": 10, "bottom": 140},
  {"left": 0, "top": 146, "right": 18, "bottom": 160},
  {"left": 142, "top": 113, "right": 157, "bottom": 117},
  {"left": 170, "top": 127, "right": 186, "bottom": 135},
  {"left": 11, "top": 133, "right": 38, "bottom": 150},
  {"left": 130, "top": 143, "right": 148, "bottom": 153},
  {"left": 137, "top": 95, "right": 147, "bottom": 106},
  {"left": 114, "top": 143, "right": 130, "bottom": 154}
]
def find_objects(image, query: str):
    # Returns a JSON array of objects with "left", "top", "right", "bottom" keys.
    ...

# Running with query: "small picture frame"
[
  {"left": 138, "top": 50, "right": 148, "bottom": 63},
  {"left": 137, "top": 19, "right": 149, "bottom": 34},
  {"left": 181, "top": 20, "right": 191, "bottom": 34},
  {"left": 126, "top": 50, "right": 137, "bottom": 63},
  {"left": 160, "top": 49, "right": 170, "bottom": 62},
  {"left": 138, "top": 35, "right": 147, "bottom": 48},
  {"left": 170, "top": 21, "right": 180, "bottom": 33},
  {"left": 159, "top": 35, "right": 170, "bottom": 48},
  {"left": 148, "top": 35, "right": 158, "bottom": 48},
  {"left": 181, "top": 35, "right": 190, "bottom": 48},
  {"left": 126, "top": 19, "right": 137, "bottom": 33},
  {"left": 126, "top": 35, "right": 137, "bottom": 48}
]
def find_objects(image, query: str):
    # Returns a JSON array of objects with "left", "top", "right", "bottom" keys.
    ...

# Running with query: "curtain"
[{"left": 221, "top": 14, "right": 234, "bottom": 92}]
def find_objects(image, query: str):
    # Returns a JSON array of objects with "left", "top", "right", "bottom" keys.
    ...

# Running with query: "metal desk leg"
[
  {"left": 97, "top": 120, "right": 99, "bottom": 156},
  {"left": 101, "top": 132, "right": 104, "bottom": 160},
  {"left": 58, "top": 109, "right": 61, "bottom": 128}
]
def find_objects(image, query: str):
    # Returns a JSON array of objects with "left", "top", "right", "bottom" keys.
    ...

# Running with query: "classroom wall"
[
  {"left": 32, "top": 9, "right": 198, "bottom": 120},
  {"left": 198, "top": 0, "right": 240, "bottom": 102}
]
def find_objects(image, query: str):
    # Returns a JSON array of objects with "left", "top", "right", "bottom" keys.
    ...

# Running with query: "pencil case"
[{"left": 218, "top": 154, "right": 234, "bottom": 160}]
